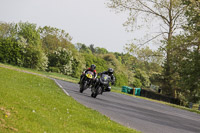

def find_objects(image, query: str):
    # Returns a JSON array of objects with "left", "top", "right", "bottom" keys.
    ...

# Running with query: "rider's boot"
[{"left": 105, "top": 86, "right": 111, "bottom": 92}]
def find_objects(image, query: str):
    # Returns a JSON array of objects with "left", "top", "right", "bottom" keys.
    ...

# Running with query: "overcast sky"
[{"left": 0, "top": 0, "right": 159, "bottom": 53}]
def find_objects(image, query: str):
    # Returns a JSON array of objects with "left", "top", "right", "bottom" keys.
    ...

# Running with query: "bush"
[
  {"left": 0, "top": 37, "right": 48, "bottom": 71},
  {"left": 71, "top": 56, "right": 85, "bottom": 78},
  {"left": 132, "top": 78, "right": 142, "bottom": 88},
  {"left": 48, "top": 67, "right": 60, "bottom": 73},
  {"left": 48, "top": 47, "right": 73, "bottom": 75},
  {"left": 135, "top": 69, "right": 150, "bottom": 87},
  {"left": 0, "top": 22, "right": 48, "bottom": 71},
  {"left": 83, "top": 53, "right": 107, "bottom": 73},
  {"left": 115, "top": 72, "right": 129, "bottom": 87},
  {"left": 0, "top": 38, "right": 23, "bottom": 66}
]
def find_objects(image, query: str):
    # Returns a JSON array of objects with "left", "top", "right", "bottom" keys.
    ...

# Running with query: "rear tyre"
[
  {"left": 91, "top": 92, "right": 97, "bottom": 98},
  {"left": 99, "top": 87, "right": 103, "bottom": 95},
  {"left": 91, "top": 87, "right": 98, "bottom": 98},
  {"left": 80, "top": 87, "right": 84, "bottom": 93}
]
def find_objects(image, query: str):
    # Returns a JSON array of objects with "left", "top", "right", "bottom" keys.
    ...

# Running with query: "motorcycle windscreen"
[
  {"left": 100, "top": 74, "right": 111, "bottom": 85},
  {"left": 86, "top": 71, "right": 94, "bottom": 79}
]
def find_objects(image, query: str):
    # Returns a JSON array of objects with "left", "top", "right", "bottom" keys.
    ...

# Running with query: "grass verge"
[
  {"left": 0, "top": 66, "right": 139, "bottom": 133},
  {"left": 0, "top": 63, "right": 79, "bottom": 84}
]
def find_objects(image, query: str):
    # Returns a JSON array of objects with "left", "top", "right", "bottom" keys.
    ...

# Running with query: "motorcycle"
[
  {"left": 80, "top": 71, "right": 94, "bottom": 93},
  {"left": 91, "top": 74, "right": 111, "bottom": 98}
]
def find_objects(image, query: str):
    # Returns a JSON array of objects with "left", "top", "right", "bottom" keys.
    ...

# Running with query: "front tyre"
[{"left": 80, "top": 81, "right": 87, "bottom": 93}]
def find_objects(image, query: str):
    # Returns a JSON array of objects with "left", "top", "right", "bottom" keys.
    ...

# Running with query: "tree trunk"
[{"left": 163, "top": 0, "right": 174, "bottom": 97}]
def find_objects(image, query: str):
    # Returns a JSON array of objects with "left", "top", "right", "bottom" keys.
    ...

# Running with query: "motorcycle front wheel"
[{"left": 80, "top": 81, "right": 87, "bottom": 93}]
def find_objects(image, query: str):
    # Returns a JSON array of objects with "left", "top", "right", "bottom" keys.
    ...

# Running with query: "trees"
[
  {"left": 0, "top": 22, "right": 48, "bottom": 70},
  {"left": 89, "top": 44, "right": 96, "bottom": 53},
  {"left": 0, "top": 38, "right": 23, "bottom": 66},
  {"left": 39, "top": 26, "right": 85, "bottom": 77},
  {"left": 178, "top": 46, "right": 200, "bottom": 103},
  {"left": 170, "top": 0, "right": 200, "bottom": 102},
  {"left": 101, "top": 53, "right": 131, "bottom": 86},
  {"left": 82, "top": 53, "right": 107, "bottom": 72},
  {"left": 124, "top": 43, "right": 163, "bottom": 88},
  {"left": 39, "top": 26, "right": 74, "bottom": 54},
  {"left": 17, "top": 22, "right": 41, "bottom": 47},
  {"left": 48, "top": 47, "right": 73, "bottom": 75},
  {"left": 183, "top": 0, "right": 200, "bottom": 101},
  {"left": 0, "top": 22, "right": 15, "bottom": 38},
  {"left": 75, "top": 43, "right": 92, "bottom": 54},
  {"left": 108, "top": 0, "right": 186, "bottom": 96},
  {"left": 170, "top": 33, "right": 200, "bottom": 102},
  {"left": 16, "top": 22, "right": 48, "bottom": 70},
  {"left": 95, "top": 47, "right": 108, "bottom": 54},
  {"left": 125, "top": 44, "right": 163, "bottom": 70}
]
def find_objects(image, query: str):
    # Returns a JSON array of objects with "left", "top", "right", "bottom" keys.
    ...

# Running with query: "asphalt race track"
[{"left": 55, "top": 79, "right": 200, "bottom": 133}]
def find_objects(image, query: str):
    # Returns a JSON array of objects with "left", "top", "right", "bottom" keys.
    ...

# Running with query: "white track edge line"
[{"left": 53, "top": 79, "right": 70, "bottom": 96}]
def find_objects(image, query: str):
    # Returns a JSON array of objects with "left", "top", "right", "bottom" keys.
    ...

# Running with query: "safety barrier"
[{"left": 121, "top": 86, "right": 180, "bottom": 105}]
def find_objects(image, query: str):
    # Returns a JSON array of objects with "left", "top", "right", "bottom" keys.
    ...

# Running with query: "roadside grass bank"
[
  {"left": 0, "top": 63, "right": 79, "bottom": 83},
  {"left": 0, "top": 66, "right": 139, "bottom": 133}
]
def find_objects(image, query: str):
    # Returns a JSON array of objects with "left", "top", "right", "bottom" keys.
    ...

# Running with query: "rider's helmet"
[
  {"left": 108, "top": 68, "right": 114, "bottom": 75},
  {"left": 90, "top": 64, "right": 96, "bottom": 71}
]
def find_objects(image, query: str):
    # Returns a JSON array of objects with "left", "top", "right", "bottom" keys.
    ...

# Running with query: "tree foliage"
[
  {"left": 0, "top": 22, "right": 48, "bottom": 70},
  {"left": 108, "top": 0, "right": 187, "bottom": 96},
  {"left": 0, "top": 38, "right": 22, "bottom": 65},
  {"left": 39, "top": 26, "right": 74, "bottom": 54},
  {"left": 48, "top": 47, "right": 73, "bottom": 75},
  {"left": 167, "top": 0, "right": 200, "bottom": 102}
]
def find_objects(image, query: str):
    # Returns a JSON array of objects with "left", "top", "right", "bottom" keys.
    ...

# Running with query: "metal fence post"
[{"left": 189, "top": 102, "right": 193, "bottom": 109}]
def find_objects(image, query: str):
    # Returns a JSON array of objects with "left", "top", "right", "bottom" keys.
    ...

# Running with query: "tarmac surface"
[{"left": 55, "top": 79, "right": 200, "bottom": 133}]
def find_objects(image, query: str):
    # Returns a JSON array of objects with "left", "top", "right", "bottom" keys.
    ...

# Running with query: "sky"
[{"left": 0, "top": 0, "right": 159, "bottom": 53}]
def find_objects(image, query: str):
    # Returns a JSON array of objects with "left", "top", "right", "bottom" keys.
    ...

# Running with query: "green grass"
[
  {"left": 0, "top": 63, "right": 79, "bottom": 84},
  {"left": 0, "top": 67, "right": 139, "bottom": 133},
  {"left": 111, "top": 86, "right": 122, "bottom": 93}
]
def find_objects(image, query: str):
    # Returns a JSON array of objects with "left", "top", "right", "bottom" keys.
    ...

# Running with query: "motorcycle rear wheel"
[
  {"left": 91, "top": 92, "right": 97, "bottom": 98},
  {"left": 91, "top": 86, "right": 98, "bottom": 98},
  {"left": 80, "top": 86, "right": 84, "bottom": 93}
]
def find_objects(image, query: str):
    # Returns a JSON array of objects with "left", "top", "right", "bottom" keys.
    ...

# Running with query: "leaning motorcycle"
[
  {"left": 80, "top": 71, "right": 94, "bottom": 93},
  {"left": 91, "top": 74, "right": 111, "bottom": 98}
]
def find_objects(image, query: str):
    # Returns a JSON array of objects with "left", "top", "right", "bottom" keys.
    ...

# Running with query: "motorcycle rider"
[
  {"left": 79, "top": 64, "right": 97, "bottom": 85},
  {"left": 98, "top": 68, "right": 115, "bottom": 92}
]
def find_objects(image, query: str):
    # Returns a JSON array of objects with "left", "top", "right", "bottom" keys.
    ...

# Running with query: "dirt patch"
[
  {"left": 0, "top": 123, "right": 18, "bottom": 132},
  {"left": 0, "top": 107, "right": 11, "bottom": 118},
  {"left": 0, "top": 107, "right": 18, "bottom": 132}
]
